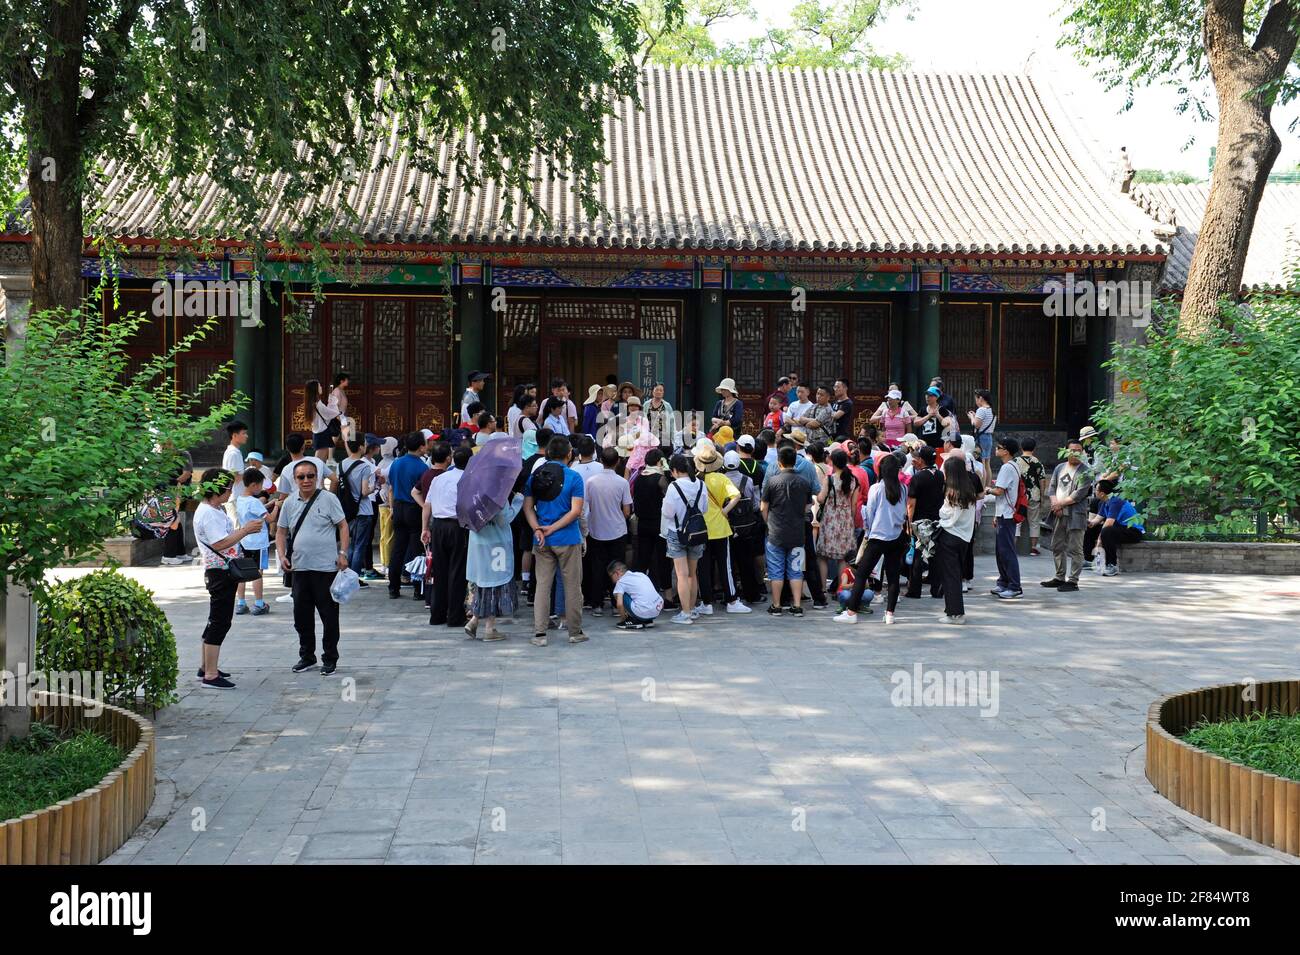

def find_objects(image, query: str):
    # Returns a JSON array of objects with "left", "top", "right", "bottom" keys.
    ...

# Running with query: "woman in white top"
[
  {"left": 935, "top": 457, "right": 979, "bottom": 625},
  {"left": 306, "top": 379, "right": 340, "bottom": 463},
  {"left": 836, "top": 454, "right": 908, "bottom": 626},
  {"left": 328, "top": 372, "right": 352, "bottom": 444},
  {"left": 194, "top": 468, "right": 265, "bottom": 689}
]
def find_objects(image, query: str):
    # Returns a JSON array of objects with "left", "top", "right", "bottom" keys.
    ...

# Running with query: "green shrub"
[
  {"left": 1183, "top": 711, "right": 1300, "bottom": 782},
  {"left": 1093, "top": 298, "right": 1300, "bottom": 524},
  {"left": 37, "top": 570, "right": 179, "bottom": 711},
  {"left": 0, "top": 723, "right": 125, "bottom": 822}
]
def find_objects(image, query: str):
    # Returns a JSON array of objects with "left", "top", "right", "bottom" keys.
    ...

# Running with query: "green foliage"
[
  {"left": 0, "top": 723, "right": 125, "bottom": 822},
  {"left": 1183, "top": 711, "right": 1300, "bottom": 783},
  {"left": 1, "top": 0, "right": 668, "bottom": 280},
  {"left": 1133, "top": 168, "right": 1201, "bottom": 184},
  {"left": 638, "top": 0, "right": 909, "bottom": 69},
  {"left": 1092, "top": 298, "right": 1300, "bottom": 522},
  {"left": 37, "top": 570, "right": 179, "bottom": 711},
  {"left": 0, "top": 307, "right": 242, "bottom": 589},
  {"left": 1057, "top": 0, "right": 1299, "bottom": 119}
]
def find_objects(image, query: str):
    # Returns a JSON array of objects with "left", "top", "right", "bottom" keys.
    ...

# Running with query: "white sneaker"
[
  {"left": 275, "top": 593, "right": 294, "bottom": 603},
  {"left": 961, "top": 582, "right": 970, "bottom": 593},
  {"left": 1103, "top": 565, "right": 1119, "bottom": 577},
  {"left": 833, "top": 610, "right": 858, "bottom": 624},
  {"left": 939, "top": 614, "right": 965, "bottom": 625},
  {"left": 726, "top": 601, "right": 752, "bottom": 614},
  {"left": 695, "top": 603, "right": 713, "bottom": 616},
  {"left": 884, "top": 611, "right": 895, "bottom": 625},
  {"left": 672, "top": 612, "right": 694, "bottom": 625}
]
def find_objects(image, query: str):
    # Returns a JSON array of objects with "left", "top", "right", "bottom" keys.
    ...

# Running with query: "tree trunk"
[
  {"left": 1181, "top": 0, "right": 1299, "bottom": 336},
  {"left": 23, "top": 0, "right": 89, "bottom": 315},
  {"left": 0, "top": 579, "right": 38, "bottom": 744}
]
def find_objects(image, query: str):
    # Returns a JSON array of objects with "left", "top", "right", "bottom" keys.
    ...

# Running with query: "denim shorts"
[
  {"left": 665, "top": 536, "right": 704, "bottom": 560},
  {"left": 764, "top": 541, "right": 805, "bottom": 581}
]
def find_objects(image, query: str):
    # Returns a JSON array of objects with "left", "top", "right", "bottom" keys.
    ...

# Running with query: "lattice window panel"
[
  {"left": 851, "top": 304, "right": 889, "bottom": 392},
  {"left": 502, "top": 299, "right": 540, "bottom": 340},
  {"left": 286, "top": 320, "right": 324, "bottom": 384},
  {"left": 640, "top": 302, "right": 680, "bottom": 340},
  {"left": 413, "top": 300, "right": 451, "bottom": 383},
  {"left": 939, "top": 369, "right": 986, "bottom": 419},
  {"left": 773, "top": 305, "right": 804, "bottom": 383},
  {"left": 176, "top": 310, "right": 233, "bottom": 350},
  {"left": 181, "top": 356, "right": 234, "bottom": 405},
  {"left": 1002, "top": 306, "right": 1054, "bottom": 362},
  {"left": 1002, "top": 369, "right": 1052, "bottom": 424},
  {"left": 940, "top": 304, "right": 988, "bottom": 362},
  {"left": 371, "top": 300, "right": 407, "bottom": 386},
  {"left": 544, "top": 299, "right": 636, "bottom": 337},
  {"left": 728, "top": 305, "right": 765, "bottom": 394},
  {"left": 1001, "top": 304, "right": 1056, "bottom": 424},
  {"left": 810, "top": 305, "right": 844, "bottom": 390},
  {"left": 330, "top": 299, "right": 364, "bottom": 385}
]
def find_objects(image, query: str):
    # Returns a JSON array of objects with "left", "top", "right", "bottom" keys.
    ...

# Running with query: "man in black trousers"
[
  {"left": 425, "top": 445, "right": 471, "bottom": 627},
  {"left": 386, "top": 432, "right": 430, "bottom": 599}
]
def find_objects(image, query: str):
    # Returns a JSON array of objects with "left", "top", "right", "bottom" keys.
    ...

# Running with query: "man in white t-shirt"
[
  {"left": 609, "top": 561, "right": 664, "bottom": 628},
  {"left": 984, "top": 436, "right": 1022, "bottom": 600},
  {"left": 784, "top": 385, "right": 814, "bottom": 432},
  {"left": 222, "top": 421, "right": 249, "bottom": 497},
  {"left": 275, "top": 435, "right": 326, "bottom": 501}
]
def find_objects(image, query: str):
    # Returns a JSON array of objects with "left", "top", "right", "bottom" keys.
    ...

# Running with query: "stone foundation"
[{"left": 1119, "top": 540, "right": 1300, "bottom": 575}]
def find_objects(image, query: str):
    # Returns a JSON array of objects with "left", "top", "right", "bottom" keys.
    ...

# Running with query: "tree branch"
[
  {"left": 1251, "top": 0, "right": 1299, "bottom": 66},
  {"left": 78, "top": 0, "right": 145, "bottom": 137}
]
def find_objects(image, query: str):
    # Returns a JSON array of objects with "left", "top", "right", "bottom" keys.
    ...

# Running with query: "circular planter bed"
[
  {"left": 1146, "top": 680, "right": 1300, "bottom": 856},
  {"left": 0, "top": 693, "right": 155, "bottom": 865}
]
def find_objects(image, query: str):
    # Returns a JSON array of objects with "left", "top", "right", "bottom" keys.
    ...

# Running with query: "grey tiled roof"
[
  {"left": 1135, "top": 181, "right": 1300, "bottom": 290},
  {"left": 62, "top": 67, "right": 1171, "bottom": 256}
]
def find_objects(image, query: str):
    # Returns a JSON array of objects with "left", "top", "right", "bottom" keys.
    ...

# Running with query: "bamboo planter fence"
[
  {"left": 1146, "top": 680, "right": 1300, "bottom": 856},
  {"left": 0, "top": 693, "right": 155, "bottom": 865}
]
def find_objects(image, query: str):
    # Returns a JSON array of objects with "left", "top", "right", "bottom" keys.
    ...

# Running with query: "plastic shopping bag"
[{"left": 331, "top": 568, "right": 361, "bottom": 604}]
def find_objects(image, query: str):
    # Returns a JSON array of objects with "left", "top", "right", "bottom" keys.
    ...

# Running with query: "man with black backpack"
[
  {"left": 339, "top": 440, "right": 375, "bottom": 586},
  {"left": 724, "top": 450, "right": 764, "bottom": 604},
  {"left": 660, "top": 453, "right": 710, "bottom": 625},
  {"left": 524, "top": 436, "right": 588, "bottom": 647}
]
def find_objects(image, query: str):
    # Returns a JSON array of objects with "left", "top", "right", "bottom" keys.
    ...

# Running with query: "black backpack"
[
  {"left": 336, "top": 460, "right": 363, "bottom": 521},
  {"left": 531, "top": 462, "right": 565, "bottom": 503},
  {"left": 672, "top": 481, "right": 708, "bottom": 548},
  {"left": 726, "top": 474, "right": 758, "bottom": 538}
]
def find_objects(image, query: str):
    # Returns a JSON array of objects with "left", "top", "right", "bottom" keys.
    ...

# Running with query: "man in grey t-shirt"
[
  {"left": 583, "top": 447, "right": 632, "bottom": 612},
  {"left": 276, "top": 461, "right": 350, "bottom": 674}
]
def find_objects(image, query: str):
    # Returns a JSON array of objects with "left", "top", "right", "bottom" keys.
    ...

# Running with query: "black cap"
[{"left": 468, "top": 370, "right": 490, "bottom": 383}]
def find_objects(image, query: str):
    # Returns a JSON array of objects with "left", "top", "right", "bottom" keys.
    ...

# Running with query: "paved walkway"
[{"left": 81, "top": 557, "right": 1299, "bottom": 865}]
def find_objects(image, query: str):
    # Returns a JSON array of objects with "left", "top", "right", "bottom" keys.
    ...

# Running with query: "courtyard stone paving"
[{"left": 79, "top": 557, "right": 1300, "bottom": 865}]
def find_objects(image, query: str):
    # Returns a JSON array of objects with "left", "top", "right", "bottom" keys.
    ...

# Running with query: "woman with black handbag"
[{"left": 194, "top": 469, "right": 267, "bottom": 689}]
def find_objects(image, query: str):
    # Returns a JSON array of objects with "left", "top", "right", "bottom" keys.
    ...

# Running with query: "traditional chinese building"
[{"left": 0, "top": 66, "right": 1175, "bottom": 458}]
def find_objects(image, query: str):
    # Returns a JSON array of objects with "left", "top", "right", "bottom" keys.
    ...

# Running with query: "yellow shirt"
[{"left": 702, "top": 471, "right": 740, "bottom": 539}]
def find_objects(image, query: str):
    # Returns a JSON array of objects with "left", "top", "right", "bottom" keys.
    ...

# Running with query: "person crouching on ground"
[
  {"left": 276, "top": 461, "right": 350, "bottom": 675},
  {"left": 608, "top": 561, "right": 664, "bottom": 629},
  {"left": 1086, "top": 479, "right": 1144, "bottom": 576}
]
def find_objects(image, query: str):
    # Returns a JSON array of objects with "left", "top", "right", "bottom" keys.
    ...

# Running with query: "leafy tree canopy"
[
  {"left": 638, "top": 0, "right": 911, "bottom": 70},
  {"left": 1057, "top": 0, "right": 1300, "bottom": 121},
  {"left": 1133, "top": 168, "right": 1203, "bottom": 183},
  {"left": 0, "top": 0, "right": 666, "bottom": 304}
]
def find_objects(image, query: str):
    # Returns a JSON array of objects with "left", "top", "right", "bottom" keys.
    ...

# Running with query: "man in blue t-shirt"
[
  {"left": 386, "top": 432, "right": 431, "bottom": 597},
  {"left": 524, "top": 435, "right": 586, "bottom": 646},
  {"left": 1086, "top": 479, "right": 1144, "bottom": 576}
]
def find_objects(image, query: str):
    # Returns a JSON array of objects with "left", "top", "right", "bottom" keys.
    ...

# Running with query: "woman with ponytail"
[{"left": 835, "top": 453, "right": 908, "bottom": 626}]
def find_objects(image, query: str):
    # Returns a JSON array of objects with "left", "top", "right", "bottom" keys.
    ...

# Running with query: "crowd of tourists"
[{"left": 177, "top": 369, "right": 1145, "bottom": 688}]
